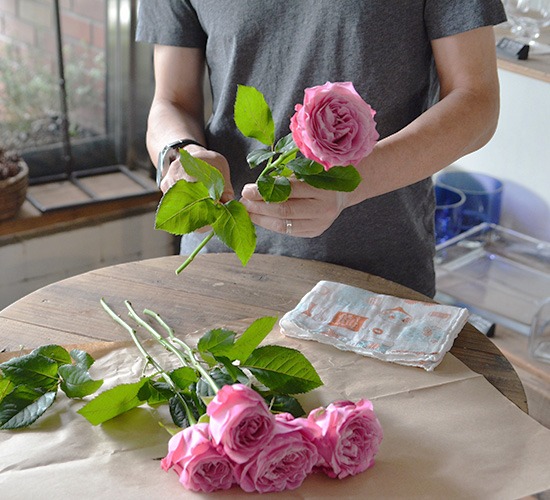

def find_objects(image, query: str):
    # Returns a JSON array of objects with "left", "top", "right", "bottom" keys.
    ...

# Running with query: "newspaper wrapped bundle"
[{"left": 280, "top": 281, "right": 469, "bottom": 371}]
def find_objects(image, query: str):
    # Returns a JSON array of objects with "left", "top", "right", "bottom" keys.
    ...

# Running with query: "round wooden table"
[{"left": 0, "top": 253, "right": 527, "bottom": 413}]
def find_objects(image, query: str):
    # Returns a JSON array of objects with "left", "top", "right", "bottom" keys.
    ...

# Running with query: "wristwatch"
[{"left": 156, "top": 138, "right": 205, "bottom": 188}]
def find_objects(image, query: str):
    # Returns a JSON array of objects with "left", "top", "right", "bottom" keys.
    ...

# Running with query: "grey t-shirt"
[{"left": 137, "top": 0, "right": 506, "bottom": 297}]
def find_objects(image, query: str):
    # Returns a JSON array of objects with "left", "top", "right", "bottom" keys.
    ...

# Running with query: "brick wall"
[
  {"left": 0, "top": 0, "right": 105, "bottom": 54},
  {"left": 0, "top": 0, "right": 107, "bottom": 137}
]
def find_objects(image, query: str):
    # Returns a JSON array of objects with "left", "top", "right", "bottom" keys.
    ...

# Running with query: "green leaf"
[
  {"left": 0, "top": 353, "right": 59, "bottom": 392},
  {"left": 0, "top": 375, "right": 15, "bottom": 404},
  {"left": 287, "top": 158, "right": 324, "bottom": 176},
  {"left": 213, "top": 356, "right": 248, "bottom": 383},
  {"left": 169, "top": 393, "right": 200, "bottom": 429},
  {"left": 31, "top": 345, "right": 72, "bottom": 366},
  {"left": 242, "top": 345, "right": 323, "bottom": 394},
  {"left": 147, "top": 381, "right": 174, "bottom": 405},
  {"left": 197, "top": 413, "right": 210, "bottom": 424},
  {"left": 179, "top": 149, "right": 225, "bottom": 201},
  {"left": 212, "top": 200, "right": 256, "bottom": 266},
  {"left": 227, "top": 316, "right": 278, "bottom": 363},
  {"left": 247, "top": 148, "right": 276, "bottom": 169},
  {"left": 234, "top": 85, "right": 275, "bottom": 146},
  {"left": 59, "top": 364, "right": 103, "bottom": 399},
  {"left": 196, "top": 369, "right": 234, "bottom": 398},
  {"left": 300, "top": 165, "right": 362, "bottom": 192},
  {"left": 70, "top": 349, "right": 95, "bottom": 370},
  {"left": 257, "top": 174, "right": 291, "bottom": 203},
  {"left": 155, "top": 179, "right": 220, "bottom": 235},
  {"left": 188, "top": 383, "right": 208, "bottom": 415},
  {"left": 275, "top": 133, "right": 297, "bottom": 153},
  {"left": 137, "top": 382, "right": 152, "bottom": 402},
  {"left": 265, "top": 394, "right": 305, "bottom": 418},
  {"left": 77, "top": 377, "right": 151, "bottom": 425},
  {"left": 0, "top": 386, "right": 56, "bottom": 429},
  {"left": 168, "top": 366, "right": 198, "bottom": 391},
  {"left": 198, "top": 328, "right": 236, "bottom": 363}
]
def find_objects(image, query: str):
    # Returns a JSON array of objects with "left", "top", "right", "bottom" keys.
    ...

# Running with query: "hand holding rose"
[
  {"left": 160, "top": 144, "right": 235, "bottom": 205},
  {"left": 155, "top": 81, "right": 378, "bottom": 271},
  {"left": 241, "top": 178, "right": 347, "bottom": 238}
]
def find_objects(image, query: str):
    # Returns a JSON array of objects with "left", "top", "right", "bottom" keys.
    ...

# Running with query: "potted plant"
[{"left": 0, "top": 148, "right": 28, "bottom": 221}]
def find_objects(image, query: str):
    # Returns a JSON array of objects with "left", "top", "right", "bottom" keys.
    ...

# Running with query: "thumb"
[{"left": 241, "top": 183, "right": 262, "bottom": 200}]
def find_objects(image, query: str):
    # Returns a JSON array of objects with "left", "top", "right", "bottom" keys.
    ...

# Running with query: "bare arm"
[
  {"left": 146, "top": 45, "right": 233, "bottom": 199},
  {"left": 346, "top": 25, "right": 500, "bottom": 205}
]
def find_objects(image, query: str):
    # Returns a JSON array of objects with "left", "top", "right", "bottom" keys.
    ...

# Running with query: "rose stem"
[
  {"left": 142, "top": 307, "right": 220, "bottom": 393},
  {"left": 100, "top": 298, "right": 197, "bottom": 425},
  {"left": 175, "top": 231, "right": 215, "bottom": 275},
  {"left": 258, "top": 147, "right": 299, "bottom": 179}
]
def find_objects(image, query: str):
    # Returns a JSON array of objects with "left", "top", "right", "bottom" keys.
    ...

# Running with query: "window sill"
[{"left": 0, "top": 170, "right": 161, "bottom": 245}]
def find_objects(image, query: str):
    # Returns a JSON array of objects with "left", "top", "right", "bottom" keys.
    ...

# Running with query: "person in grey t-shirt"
[{"left": 137, "top": 1, "right": 506, "bottom": 298}]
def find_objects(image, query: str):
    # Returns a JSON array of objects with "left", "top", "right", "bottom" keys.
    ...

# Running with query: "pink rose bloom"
[
  {"left": 274, "top": 412, "right": 295, "bottom": 422},
  {"left": 236, "top": 420, "right": 319, "bottom": 493},
  {"left": 161, "top": 422, "right": 236, "bottom": 492},
  {"left": 275, "top": 412, "right": 321, "bottom": 440},
  {"left": 308, "top": 399, "right": 383, "bottom": 479},
  {"left": 290, "top": 81, "right": 379, "bottom": 170},
  {"left": 207, "top": 383, "right": 276, "bottom": 464}
]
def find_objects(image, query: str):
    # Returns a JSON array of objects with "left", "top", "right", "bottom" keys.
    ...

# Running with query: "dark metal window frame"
[{"left": 24, "top": 0, "right": 156, "bottom": 212}]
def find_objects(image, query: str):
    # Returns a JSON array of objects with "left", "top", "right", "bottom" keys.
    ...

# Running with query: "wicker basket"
[{"left": 0, "top": 160, "right": 29, "bottom": 221}]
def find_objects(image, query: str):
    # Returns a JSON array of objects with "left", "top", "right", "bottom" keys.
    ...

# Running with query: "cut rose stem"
[
  {"left": 100, "top": 298, "right": 197, "bottom": 425},
  {"left": 141, "top": 307, "right": 220, "bottom": 393}
]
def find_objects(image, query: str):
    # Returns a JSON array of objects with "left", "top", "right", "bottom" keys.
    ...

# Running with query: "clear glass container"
[
  {"left": 529, "top": 297, "right": 550, "bottom": 362},
  {"left": 434, "top": 223, "right": 550, "bottom": 363}
]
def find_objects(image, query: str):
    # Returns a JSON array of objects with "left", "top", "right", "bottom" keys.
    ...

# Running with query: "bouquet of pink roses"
[{"left": 162, "top": 383, "right": 383, "bottom": 494}]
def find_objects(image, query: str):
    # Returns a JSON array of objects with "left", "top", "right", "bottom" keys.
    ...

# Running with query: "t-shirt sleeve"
[
  {"left": 424, "top": 0, "right": 507, "bottom": 40},
  {"left": 136, "top": 0, "right": 206, "bottom": 48}
]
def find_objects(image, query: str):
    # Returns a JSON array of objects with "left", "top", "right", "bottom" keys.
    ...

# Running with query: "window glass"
[
  {"left": 0, "top": 0, "right": 156, "bottom": 186},
  {"left": 0, "top": 2, "right": 107, "bottom": 165}
]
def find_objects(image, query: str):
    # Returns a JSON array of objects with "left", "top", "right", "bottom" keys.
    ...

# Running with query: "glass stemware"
[{"left": 503, "top": 0, "right": 550, "bottom": 54}]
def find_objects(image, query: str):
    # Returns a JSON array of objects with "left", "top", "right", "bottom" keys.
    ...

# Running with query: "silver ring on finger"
[{"left": 285, "top": 219, "right": 293, "bottom": 235}]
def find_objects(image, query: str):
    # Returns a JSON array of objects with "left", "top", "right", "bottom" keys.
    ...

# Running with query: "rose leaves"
[
  {"left": 235, "top": 84, "right": 364, "bottom": 203},
  {"left": 155, "top": 150, "right": 256, "bottom": 269},
  {"left": 0, "top": 345, "right": 103, "bottom": 429},
  {"left": 1, "top": 314, "right": 323, "bottom": 430},
  {"left": 75, "top": 314, "right": 322, "bottom": 428}
]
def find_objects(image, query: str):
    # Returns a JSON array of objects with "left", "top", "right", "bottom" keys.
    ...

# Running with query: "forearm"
[
  {"left": 346, "top": 26, "right": 500, "bottom": 208},
  {"left": 146, "top": 97, "right": 206, "bottom": 169},
  {"left": 347, "top": 86, "right": 499, "bottom": 206},
  {"left": 145, "top": 45, "right": 208, "bottom": 170}
]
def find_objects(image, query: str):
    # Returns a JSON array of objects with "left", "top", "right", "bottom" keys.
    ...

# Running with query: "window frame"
[{"left": 21, "top": 0, "right": 154, "bottom": 184}]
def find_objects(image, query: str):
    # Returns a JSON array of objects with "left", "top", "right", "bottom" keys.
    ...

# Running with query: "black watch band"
[{"left": 156, "top": 139, "right": 205, "bottom": 188}]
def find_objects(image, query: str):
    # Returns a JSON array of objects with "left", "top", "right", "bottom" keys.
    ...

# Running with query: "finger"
[
  {"left": 247, "top": 212, "right": 316, "bottom": 237},
  {"left": 241, "top": 195, "right": 329, "bottom": 222},
  {"left": 241, "top": 183, "right": 263, "bottom": 200},
  {"left": 242, "top": 180, "right": 319, "bottom": 201}
]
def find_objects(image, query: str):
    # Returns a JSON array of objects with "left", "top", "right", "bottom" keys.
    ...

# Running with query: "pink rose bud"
[
  {"left": 161, "top": 422, "right": 236, "bottom": 492},
  {"left": 207, "top": 383, "right": 276, "bottom": 464},
  {"left": 236, "top": 420, "right": 319, "bottom": 493},
  {"left": 308, "top": 398, "right": 383, "bottom": 479},
  {"left": 290, "top": 81, "right": 379, "bottom": 170}
]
